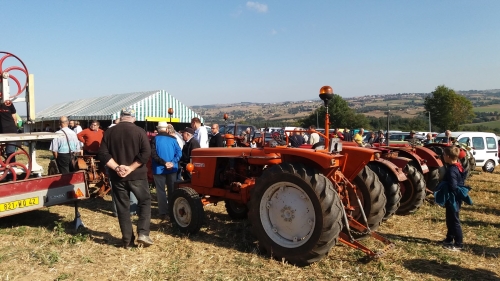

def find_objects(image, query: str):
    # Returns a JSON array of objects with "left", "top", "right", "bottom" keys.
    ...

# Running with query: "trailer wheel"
[
  {"left": 367, "top": 163, "right": 401, "bottom": 221},
  {"left": 249, "top": 163, "right": 343, "bottom": 266},
  {"left": 169, "top": 187, "right": 205, "bottom": 234},
  {"left": 224, "top": 199, "right": 248, "bottom": 219},
  {"left": 482, "top": 160, "right": 495, "bottom": 173},
  {"left": 350, "top": 166, "right": 386, "bottom": 236},
  {"left": 396, "top": 164, "right": 426, "bottom": 216},
  {"left": 425, "top": 167, "right": 440, "bottom": 192}
]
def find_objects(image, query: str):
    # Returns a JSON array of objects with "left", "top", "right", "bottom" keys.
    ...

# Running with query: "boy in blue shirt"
[{"left": 441, "top": 146, "right": 468, "bottom": 251}]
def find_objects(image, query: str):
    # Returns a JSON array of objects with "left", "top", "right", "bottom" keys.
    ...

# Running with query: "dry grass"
[{"left": 1, "top": 150, "right": 499, "bottom": 281}]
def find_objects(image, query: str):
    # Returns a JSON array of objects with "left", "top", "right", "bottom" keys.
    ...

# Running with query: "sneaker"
[
  {"left": 440, "top": 239, "right": 454, "bottom": 246},
  {"left": 443, "top": 244, "right": 463, "bottom": 251},
  {"left": 137, "top": 234, "right": 154, "bottom": 247}
]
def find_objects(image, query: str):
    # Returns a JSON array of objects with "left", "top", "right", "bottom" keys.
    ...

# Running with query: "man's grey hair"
[{"left": 167, "top": 124, "right": 176, "bottom": 134}]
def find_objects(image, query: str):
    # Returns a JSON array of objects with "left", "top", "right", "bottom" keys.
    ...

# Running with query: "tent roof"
[{"left": 35, "top": 90, "right": 203, "bottom": 123}]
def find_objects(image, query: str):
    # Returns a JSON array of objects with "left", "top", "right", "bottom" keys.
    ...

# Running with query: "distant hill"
[{"left": 192, "top": 89, "right": 500, "bottom": 129}]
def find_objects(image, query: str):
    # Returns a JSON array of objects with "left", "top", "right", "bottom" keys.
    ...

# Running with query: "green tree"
[
  {"left": 424, "top": 85, "right": 475, "bottom": 131},
  {"left": 300, "top": 94, "right": 368, "bottom": 129}
]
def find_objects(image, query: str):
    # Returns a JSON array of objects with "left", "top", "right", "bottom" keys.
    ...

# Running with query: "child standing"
[{"left": 440, "top": 146, "right": 468, "bottom": 251}]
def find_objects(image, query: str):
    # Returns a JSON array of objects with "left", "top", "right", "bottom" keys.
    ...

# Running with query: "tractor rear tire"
[
  {"left": 367, "top": 163, "right": 401, "bottom": 221},
  {"left": 169, "top": 187, "right": 205, "bottom": 234},
  {"left": 425, "top": 167, "right": 440, "bottom": 192},
  {"left": 470, "top": 156, "right": 476, "bottom": 171},
  {"left": 460, "top": 153, "right": 471, "bottom": 179},
  {"left": 224, "top": 199, "right": 248, "bottom": 219},
  {"left": 396, "top": 164, "right": 426, "bottom": 216},
  {"left": 248, "top": 162, "right": 343, "bottom": 266},
  {"left": 350, "top": 166, "right": 387, "bottom": 236}
]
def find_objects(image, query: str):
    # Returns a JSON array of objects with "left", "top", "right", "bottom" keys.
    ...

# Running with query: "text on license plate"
[{"left": 0, "top": 197, "right": 39, "bottom": 212}]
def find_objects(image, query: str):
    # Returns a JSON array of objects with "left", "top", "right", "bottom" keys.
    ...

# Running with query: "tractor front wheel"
[
  {"left": 248, "top": 163, "right": 343, "bottom": 266},
  {"left": 169, "top": 187, "right": 205, "bottom": 234}
]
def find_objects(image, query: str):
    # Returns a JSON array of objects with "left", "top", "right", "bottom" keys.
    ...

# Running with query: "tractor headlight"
[{"left": 374, "top": 152, "right": 381, "bottom": 160}]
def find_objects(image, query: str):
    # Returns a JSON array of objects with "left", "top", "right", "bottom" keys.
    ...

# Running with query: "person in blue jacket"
[
  {"left": 151, "top": 122, "right": 182, "bottom": 222},
  {"left": 439, "top": 146, "right": 468, "bottom": 251}
]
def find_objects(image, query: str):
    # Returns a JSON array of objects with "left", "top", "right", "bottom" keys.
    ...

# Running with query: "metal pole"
[
  {"left": 428, "top": 112, "right": 431, "bottom": 132},
  {"left": 316, "top": 110, "right": 319, "bottom": 129},
  {"left": 386, "top": 110, "right": 390, "bottom": 146}
]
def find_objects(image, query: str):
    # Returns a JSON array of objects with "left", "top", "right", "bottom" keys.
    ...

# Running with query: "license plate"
[{"left": 0, "top": 197, "right": 39, "bottom": 212}]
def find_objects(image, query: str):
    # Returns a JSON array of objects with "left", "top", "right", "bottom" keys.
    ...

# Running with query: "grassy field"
[
  {"left": 463, "top": 120, "right": 500, "bottom": 129},
  {"left": 0, "top": 150, "right": 499, "bottom": 280},
  {"left": 473, "top": 105, "right": 500, "bottom": 113}
]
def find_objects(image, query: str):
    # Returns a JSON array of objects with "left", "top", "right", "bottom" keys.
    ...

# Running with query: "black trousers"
[
  {"left": 445, "top": 202, "right": 463, "bottom": 246},
  {"left": 112, "top": 179, "right": 151, "bottom": 244},
  {"left": 56, "top": 153, "right": 71, "bottom": 174}
]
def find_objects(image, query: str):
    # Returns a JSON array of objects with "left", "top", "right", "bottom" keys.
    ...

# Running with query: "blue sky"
[{"left": 2, "top": 1, "right": 499, "bottom": 114}]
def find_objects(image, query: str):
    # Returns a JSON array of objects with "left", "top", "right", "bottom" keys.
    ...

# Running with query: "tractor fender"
[
  {"left": 371, "top": 158, "right": 408, "bottom": 182},
  {"left": 414, "top": 146, "right": 444, "bottom": 168},
  {"left": 385, "top": 156, "right": 412, "bottom": 171},
  {"left": 391, "top": 149, "right": 429, "bottom": 175},
  {"left": 339, "top": 146, "right": 378, "bottom": 181}
]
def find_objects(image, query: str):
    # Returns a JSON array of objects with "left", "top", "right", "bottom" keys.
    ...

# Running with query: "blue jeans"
[
  {"left": 153, "top": 173, "right": 177, "bottom": 216},
  {"left": 445, "top": 202, "right": 463, "bottom": 246}
]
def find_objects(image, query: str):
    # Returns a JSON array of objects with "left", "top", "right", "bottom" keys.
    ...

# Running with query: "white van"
[{"left": 434, "top": 131, "right": 499, "bottom": 172}]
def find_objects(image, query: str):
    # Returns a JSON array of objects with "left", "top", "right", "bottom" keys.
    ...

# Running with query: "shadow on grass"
[
  {"left": 403, "top": 259, "right": 500, "bottom": 281},
  {"left": 153, "top": 208, "right": 257, "bottom": 255},
  {"left": 466, "top": 205, "right": 500, "bottom": 217},
  {"left": 433, "top": 218, "right": 500, "bottom": 229},
  {"left": 0, "top": 209, "right": 63, "bottom": 230},
  {"left": 376, "top": 232, "right": 434, "bottom": 244}
]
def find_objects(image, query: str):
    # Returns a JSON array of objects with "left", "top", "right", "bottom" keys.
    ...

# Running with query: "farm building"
[{"left": 31, "top": 90, "right": 204, "bottom": 131}]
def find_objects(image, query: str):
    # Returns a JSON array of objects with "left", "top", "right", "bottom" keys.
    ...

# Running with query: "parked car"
[
  {"left": 219, "top": 124, "right": 258, "bottom": 138},
  {"left": 434, "top": 131, "right": 499, "bottom": 172}
]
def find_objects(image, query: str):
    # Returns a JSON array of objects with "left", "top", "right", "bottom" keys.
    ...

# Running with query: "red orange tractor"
[{"left": 172, "top": 86, "right": 395, "bottom": 265}]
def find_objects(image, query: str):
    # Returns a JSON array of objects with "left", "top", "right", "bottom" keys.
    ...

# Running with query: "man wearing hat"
[
  {"left": 179, "top": 127, "right": 200, "bottom": 180},
  {"left": 98, "top": 107, "right": 153, "bottom": 248},
  {"left": 151, "top": 121, "right": 182, "bottom": 221},
  {"left": 405, "top": 130, "right": 417, "bottom": 141}
]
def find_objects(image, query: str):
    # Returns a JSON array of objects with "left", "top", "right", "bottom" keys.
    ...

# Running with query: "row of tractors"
[
  {"left": 1, "top": 50, "right": 473, "bottom": 266},
  {"left": 169, "top": 86, "right": 476, "bottom": 266}
]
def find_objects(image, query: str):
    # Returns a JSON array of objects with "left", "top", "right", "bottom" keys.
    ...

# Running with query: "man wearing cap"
[
  {"left": 191, "top": 117, "right": 209, "bottom": 148},
  {"left": 179, "top": 127, "right": 200, "bottom": 180},
  {"left": 209, "top": 123, "right": 224, "bottom": 147},
  {"left": 98, "top": 107, "right": 153, "bottom": 249},
  {"left": 405, "top": 130, "right": 417, "bottom": 141},
  {"left": 151, "top": 121, "right": 182, "bottom": 221}
]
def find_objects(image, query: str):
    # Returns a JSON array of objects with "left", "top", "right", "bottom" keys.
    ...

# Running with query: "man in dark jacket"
[
  {"left": 179, "top": 127, "right": 200, "bottom": 180},
  {"left": 289, "top": 128, "right": 305, "bottom": 147},
  {"left": 0, "top": 101, "right": 20, "bottom": 162},
  {"left": 151, "top": 122, "right": 181, "bottom": 221},
  {"left": 98, "top": 107, "right": 153, "bottom": 249},
  {"left": 209, "top": 123, "right": 224, "bottom": 147}
]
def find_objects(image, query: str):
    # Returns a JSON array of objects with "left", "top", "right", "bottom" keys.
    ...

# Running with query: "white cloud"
[{"left": 246, "top": 1, "right": 268, "bottom": 13}]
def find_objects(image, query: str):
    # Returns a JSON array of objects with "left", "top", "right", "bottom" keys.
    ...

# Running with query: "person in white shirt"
[
  {"left": 308, "top": 125, "right": 320, "bottom": 145},
  {"left": 191, "top": 117, "right": 208, "bottom": 148}
]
